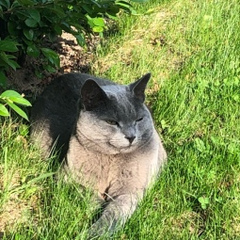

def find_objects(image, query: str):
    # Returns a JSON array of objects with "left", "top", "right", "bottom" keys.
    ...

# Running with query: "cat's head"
[{"left": 77, "top": 73, "right": 154, "bottom": 154}]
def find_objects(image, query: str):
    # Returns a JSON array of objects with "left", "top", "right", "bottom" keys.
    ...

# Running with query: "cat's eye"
[
  {"left": 136, "top": 117, "right": 143, "bottom": 122},
  {"left": 105, "top": 120, "right": 118, "bottom": 125}
]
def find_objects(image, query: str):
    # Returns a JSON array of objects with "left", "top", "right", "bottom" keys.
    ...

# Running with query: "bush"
[
  {"left": 0, "top": 0, "right": 146, "bottom": 88},
  {"left": 0, "top": 0, "right": 146, "bottom": 120}
]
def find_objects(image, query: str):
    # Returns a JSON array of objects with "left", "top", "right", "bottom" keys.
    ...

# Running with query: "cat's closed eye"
[
  {"left": 136, "top": 117, "right": 144, "bottom": 122},
  {"left": 105, "top": 120, "right": 118, "bottom": 126}
]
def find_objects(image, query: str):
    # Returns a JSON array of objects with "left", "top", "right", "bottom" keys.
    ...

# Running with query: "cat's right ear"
[
  {"left": 81, "top": 79, "right": 107, "bottom": 110},
  {"left": 129, "top": 73, "right": 151, "bottom": 102}
]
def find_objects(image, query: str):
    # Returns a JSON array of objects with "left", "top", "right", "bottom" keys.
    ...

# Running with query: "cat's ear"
[
  {"left": 129, "top": 73, "right": 151, "bottom": 102},
  {"left": 81, "top": 79, "right": 107, "bottom": 110}
]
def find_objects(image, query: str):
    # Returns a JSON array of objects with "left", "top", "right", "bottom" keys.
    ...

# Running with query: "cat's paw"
[
  {"left": 87, "top": 223, "right": 108, "bottom": 239},
  {"left": 87, "top": 219, "right": 116, "bottom": 239}
]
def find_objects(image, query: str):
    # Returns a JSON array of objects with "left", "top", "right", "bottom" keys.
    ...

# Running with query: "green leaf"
[
  {"left": 86, "top": 15, "right": 95, "bottom": 28},
  {"left": 0, "top": 71, "right": 7, "bottom": 87},
  {"left": 82, "top": 4, "right": 93, "bottom": 15},
  {"left": 106, "top": 12, "right": 118, "bottom": 20},
  {"left": 43, "top": 64, "right": 57, "bottom": 73},
  {"left": 41, "top": 48, "right": 60, "bottom": 67},
  {"left": 198, "top": 196, "right": 210, "bottom": 210},
  {"left": 1, "top": 90, "right": 31, "bottom": 106},
  {"left": 1, "top": 89, "right": 22, "bottom": 98},
  {"left": 6, "top": 101, "right": 29, "bottom": 121},
  {"left": 54, "top": 25, "right": 62, "bottom": 35},
  {"left": 27, "top": 45, "right": 40, "bottom": 57},
  {"left": 9, "top": 96, "right": 32, "bottom": 106},
  {"left": 7, "top": 22, "right": 17, "bottom": 36},
  {"left": 0, "top": 103, "right": 9, "bottom": 117},
  {"left": 92, "top": 17, "right": 105, "bottom": 27},
  {"left": 75, "top": 34, "right": 86, "bottom": 46},
  {"left": 17, "top": 0, "right": 34, "bottom": 6},
  {"left": 92, "top": 26, "right": 104, "bottom": 33},
  {"left": 60, "top": 21, "right": 72, "bottom": 33},
  {"left": 116, "top": 1, "right": 132, "bottom": 8},
  {"left": 25, "top": 18, "right": 38, "bottom": 28},
  {"left": 0, "top": 0, "right": 10, "bottom": 9},
  {"left": 0, "top": 52, "right": 20, "bottom": 70},
  {"left": 11, "top": 1, "right": 21, "bottom": 9},
  {"left": 5, "top": 58, "right": 19, "bottom": 70},
  {"left": 116, "top": 1, "right": 133, "bottom": 12},
  {"left": 0, "top": 40, "right": 18, "bottom": 52},
  {"left": 23, "top": 28, "right": 34, "bottom": 40},
  {"left": 28, "top": 9, "right": 40, "bottom": 23}
]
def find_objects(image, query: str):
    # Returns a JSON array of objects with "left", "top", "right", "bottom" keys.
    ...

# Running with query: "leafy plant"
[
  {"left": 198, "top": 196, "right": 210, "bottom": 210},
  {"left": 0, "top": 90, "right": 31, "bottom": 120},
  {"left": 0, "top": 39, "right": 19, "bottom": 87},
  {"left": 0, "top": 0, "right": 147, "bottom": 87}
]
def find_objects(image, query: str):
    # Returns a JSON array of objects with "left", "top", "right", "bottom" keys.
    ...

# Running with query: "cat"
[{"left": 30, "top": 72, "right": 167, "bottom": 238}]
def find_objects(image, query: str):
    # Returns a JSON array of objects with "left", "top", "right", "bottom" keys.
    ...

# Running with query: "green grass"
[{"left": 1, "top": 0, "right": 240, "bottom": 239}]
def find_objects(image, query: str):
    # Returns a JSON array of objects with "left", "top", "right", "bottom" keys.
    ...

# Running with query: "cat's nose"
[{"left": 125, "top": 136, "right": 136, "bottom": 144}]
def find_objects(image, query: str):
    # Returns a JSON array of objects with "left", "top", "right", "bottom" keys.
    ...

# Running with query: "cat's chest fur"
[{"left": 65, "top": 130, "right": 160, "bottom": 200}]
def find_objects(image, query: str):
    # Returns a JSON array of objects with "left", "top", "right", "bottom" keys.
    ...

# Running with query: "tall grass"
[{"left": 1, "top": 0, "right": 240, "bottom": 239}]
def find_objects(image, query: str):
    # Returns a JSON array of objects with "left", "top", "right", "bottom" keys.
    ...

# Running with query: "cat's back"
[
  {"left": 32, "top": 73, "right": 114, "bottom": 106},
  {"left": 31, "top": 73, "right": 115, "bottom": 120}
]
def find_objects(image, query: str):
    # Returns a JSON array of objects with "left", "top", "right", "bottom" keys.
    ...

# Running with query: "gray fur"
[{"left": 30, "top": 72, "right": 167, "bottom": 237}]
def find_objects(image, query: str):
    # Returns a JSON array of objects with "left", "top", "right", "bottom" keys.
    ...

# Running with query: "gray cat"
[{"left": 31, "top": 73, "right": 167, "bottom": 238}]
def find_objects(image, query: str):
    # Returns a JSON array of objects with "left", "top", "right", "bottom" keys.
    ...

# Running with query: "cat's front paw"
[
  {"left": 87, "top": 219, "right": 116, "bottom": 239},
  {"left": 87, "top": 224, "right": 107, "bottom": 239}
]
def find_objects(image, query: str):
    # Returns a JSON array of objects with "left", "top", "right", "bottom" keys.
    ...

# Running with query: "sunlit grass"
[{"left": 1, "top": 0, "right": 240, "bottom": 239}]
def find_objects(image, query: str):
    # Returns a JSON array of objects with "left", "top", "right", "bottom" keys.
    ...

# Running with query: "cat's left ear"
[
  {"left": 81, "top": 79, "right": 107, "bottom": 110},
  {"left": 129, "top": 73, "right": 151, "bottom": 102}
]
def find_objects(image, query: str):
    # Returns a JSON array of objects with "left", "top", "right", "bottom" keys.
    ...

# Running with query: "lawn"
[{"left": 1, "top": 0, "right": 240, "bottom": 239}]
